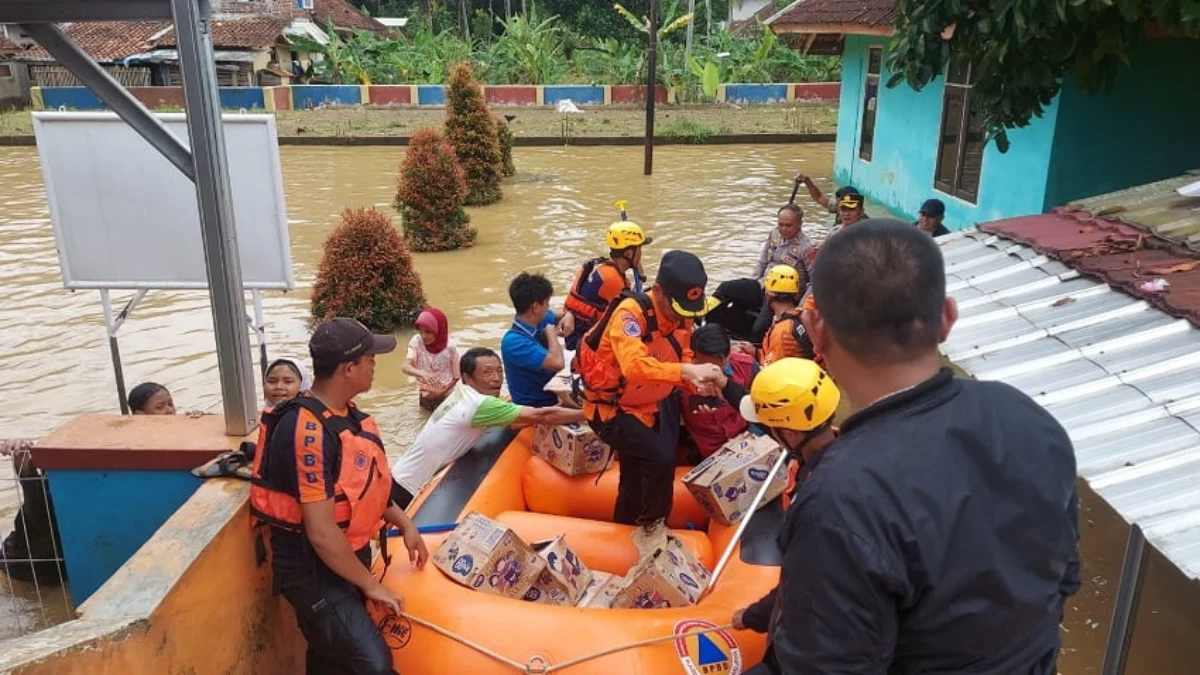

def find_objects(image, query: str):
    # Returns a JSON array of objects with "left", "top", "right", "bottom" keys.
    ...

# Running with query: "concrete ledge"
[
  {"left": 369, "top": 84, "right": 412, "bottom": 106},
  {"left": 484, "top": 85, "right": 537, "bottom": 106},
  {"left": 32, "top": 414, "right": 245, "bottom": 470},
  {"left": 543, "top": 85, "right": 605, "bottom": 106}
]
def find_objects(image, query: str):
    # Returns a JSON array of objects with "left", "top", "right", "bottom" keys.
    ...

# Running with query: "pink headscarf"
[{"left": 415, "top": 308, "right": 450, "bottom": 354}]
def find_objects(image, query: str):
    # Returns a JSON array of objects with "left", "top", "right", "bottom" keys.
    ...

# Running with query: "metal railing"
[{"left": 0, "top": 443, "right": 72, "bottom": 639}]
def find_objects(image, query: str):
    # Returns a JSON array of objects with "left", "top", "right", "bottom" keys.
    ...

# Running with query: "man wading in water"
[{"left": 749, "top": 220, "right": 1079, "bottom": 674}]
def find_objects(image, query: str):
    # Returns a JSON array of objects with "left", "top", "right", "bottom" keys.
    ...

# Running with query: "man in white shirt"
[{"left": 391, "top": 347, "right": 582, "bottom": 508}]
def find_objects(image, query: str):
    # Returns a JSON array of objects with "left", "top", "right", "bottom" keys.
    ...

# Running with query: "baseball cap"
[
  {"left": 919, "top": 198, "right": 945, "bottom": 218},
  {"left": 656, "top": 250, "right": 709, "bottom": 318},
  {"left": 309, "top": 317, "right": 397, "bottom": 363},
  {"left": 837, "top": 190, "right": 864, "bottom": 210}
]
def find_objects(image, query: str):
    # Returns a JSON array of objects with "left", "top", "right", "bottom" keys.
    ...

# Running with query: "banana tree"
[{"left": 613, "top": 1, "right": 695, "bottom": 86}]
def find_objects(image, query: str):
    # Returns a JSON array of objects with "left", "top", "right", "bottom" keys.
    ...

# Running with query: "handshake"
[{"left": 682, "top": 362, "right": 726, "bottom": 397}]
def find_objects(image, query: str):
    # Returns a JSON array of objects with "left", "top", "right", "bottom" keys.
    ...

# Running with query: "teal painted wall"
[
  {"left": 833, "top": 35, "right": 1061, "bottom": 229},
  {"left": 1045, "top": 38, "right": 1200, "bottom": 207}
]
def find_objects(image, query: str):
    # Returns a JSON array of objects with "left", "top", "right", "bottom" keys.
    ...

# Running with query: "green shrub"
[
  {"left": 494, "top": 114, "right": 516, "bottom": 177},
  {"left": 444, "top": 63, "right": 503, "bottom": 206},
  {"left": 310, "top": 207, "right": 426, "bottom": 331},
  {"left": 395, "top": 127, "right": 476, "bottom": 251}
]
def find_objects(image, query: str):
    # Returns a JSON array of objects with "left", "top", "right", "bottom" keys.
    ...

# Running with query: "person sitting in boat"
[
  {"left": 759, "top": 265, "right": 815, "bottom": 365},
  {"left": 702, "top": 278, "right": 764, "bottom": 344},
  {"left": 561, "top": 203, "right": 653, "bottom": 351},
  {"left": 250, "top": 318, "right": 428, "bottom": 675},
  {"left": 401, "top": 307, "right": 460, "bottom": 411},
  {"left": 750, "top": 204, "right": 816, "bottom": 342},
  {"left": 731, "top": 358, "right": 840, "bottom": 647},
  {"left": 740, "top": 221, "right": 1079, "bottom": 675},
  {"left": 129, "top": 381, "right": 176, "bottom": 415},
  {"left": 678, "top": 324, "right": 758, "bottom": 463},
  {"left": 263, "top": 358, "right": 311, "bottom": 408},
  {"left": 390, "top": 347, "right": 582, "bottom": 509},
  {"left": 502, "top": 272, "right": 567, "bottom": 407},
  {"left": 577, "top": 250, "right": 724, "bottom": 530}
]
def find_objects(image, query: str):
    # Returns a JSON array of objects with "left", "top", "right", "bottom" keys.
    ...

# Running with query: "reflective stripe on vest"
[
  {"left": 249, "top": 397, "right": 391, "bottom": 550},
  {"left": 564, "top": 258, "right": 625, "bottom": 325},
  {"left": 577, "top": 291, "right": 687, "bottom": 410}
]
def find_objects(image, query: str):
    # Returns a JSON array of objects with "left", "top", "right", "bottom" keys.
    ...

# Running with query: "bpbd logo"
[{"left": 674, "top": 619, "right": 743, "bottom": 675}]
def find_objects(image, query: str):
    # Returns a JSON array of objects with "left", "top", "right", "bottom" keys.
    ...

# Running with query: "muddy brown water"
[{"left": 0, "top": 143, "right": 1192, "bottom": 673}]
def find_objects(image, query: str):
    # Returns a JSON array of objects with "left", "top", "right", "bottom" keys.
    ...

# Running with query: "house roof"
[
  {"left": 155, "top": 16, "right": 293, "bottom": 50},
  {"left": 767, "top": 0, "right": 896, "bottom": 35},
  {"left": 1066, "top": 174, "right": 1200, "bottom": 252},
  {"left": 0, "top": 35, "right": 21, "bottom": 56},
  {"left": 311, "top": 0, "right": 385, "bottom": 32},
  {"left": 729, "top": 3, "right": 778, "bottom": 36},
  {"left": 941, "top": 217, "right": 1200, "bottom": 581},
  {"left": 18, "top": 21, "right": 166, "bottom": 62}
]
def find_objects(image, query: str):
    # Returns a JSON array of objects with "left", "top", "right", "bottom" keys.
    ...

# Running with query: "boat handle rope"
[{"left": 395, "top": 610, "right": 736, "bottom": 673}]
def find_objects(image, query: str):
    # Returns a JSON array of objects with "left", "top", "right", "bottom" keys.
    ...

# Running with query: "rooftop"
[
  {"left": 941, "top": 177, "right": 1200, "bottom": 581},
  {"left": 19, "top": 21, "right": 166, "bottom": 62},
  {"left": 155, "top": 16, "right": 293, "bottom": 50},
  {"left": 767, "top": 0, "right": 895, "bottom": 34}
]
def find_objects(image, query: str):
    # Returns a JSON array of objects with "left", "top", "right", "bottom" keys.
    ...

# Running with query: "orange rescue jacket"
[
  {"left": 249, "top": 396, "right": 392, "bottom": 550},
  {"left": 761, "top": 307, "right": 814, "bottom": 365}
]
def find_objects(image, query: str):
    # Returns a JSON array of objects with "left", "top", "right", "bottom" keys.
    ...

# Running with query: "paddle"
[{"left": 789, "top": 174, "right": 803, "bottom": 204}]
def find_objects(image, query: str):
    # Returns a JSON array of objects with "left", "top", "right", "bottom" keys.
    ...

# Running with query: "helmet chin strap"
[{"left": 769, "top": 419, "right": 833, "bottom": 468}]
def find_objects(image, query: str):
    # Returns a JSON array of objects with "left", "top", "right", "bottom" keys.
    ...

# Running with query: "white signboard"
[{"left": 32, "top": 112, "right": 294, "bottom": 290}]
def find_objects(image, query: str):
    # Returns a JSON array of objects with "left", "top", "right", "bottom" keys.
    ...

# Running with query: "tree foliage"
[
  {"left": 888, "top": 0, "right": 1200, "bottom": 152},
  {"left": 395, "top": 128, "right": 476, "bottom": 251},
  {"left": 311, "top": 207, "right": 427, "bottom": 332},
  {"left": 494, "top": 114, "right": 517, "bottom": 177},
  {"left": 444, "top": 62, "right": 504, "bottom": 206}
]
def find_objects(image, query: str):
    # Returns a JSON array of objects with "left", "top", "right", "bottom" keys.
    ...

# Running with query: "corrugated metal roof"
[
  {"left": 939, "top": 230, "right": 1200, "bottom": 580},
  {"left": 1068, "top": 174, "right": 1200, "bottom": 251}
]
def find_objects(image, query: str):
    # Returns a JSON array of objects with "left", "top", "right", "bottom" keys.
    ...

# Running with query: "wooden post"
[{"left": 644, "top": 0, "right": 659, "bottom": 176}]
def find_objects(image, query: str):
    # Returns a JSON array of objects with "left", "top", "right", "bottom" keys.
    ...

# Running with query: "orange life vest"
[
  {"left": 577, "top": 290, "right": 689, "bottom": 412},
  {"left": 249, "top": 396, "right": 391, "bottom": 550},
  {"left": 761, "top": 307, "right": 815, "bottom": 365},
  {"left": 564, "top": 258, "right": 626, "bottom": 325}
]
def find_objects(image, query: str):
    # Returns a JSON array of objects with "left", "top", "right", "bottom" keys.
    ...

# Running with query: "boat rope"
[{"left": 397, "top": 610, "right": 737, "bottom": 673}]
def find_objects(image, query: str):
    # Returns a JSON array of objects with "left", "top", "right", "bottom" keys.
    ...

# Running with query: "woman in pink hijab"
[{"left": 402, "top": 307, "right": 461, "bottom": 411}]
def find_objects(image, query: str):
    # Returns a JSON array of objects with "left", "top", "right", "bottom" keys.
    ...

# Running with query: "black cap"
[
  {"left": 656, "top": 250, "right": 709, "bottom": 318},
  {"left": 919, "top": 198, "right": 946, "bottom": 218},
  {"left": 309, "top": 317, "right": 397, "bottom": 363},
  {"left": 837, "top": 189, "right": 864, "bottom": 209}
]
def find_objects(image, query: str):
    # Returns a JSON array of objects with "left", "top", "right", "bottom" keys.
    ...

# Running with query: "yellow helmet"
[
  {"left": 606, "top": 221, "right": 652, "bottom": 250},
  {"left": 739, "top": 358, "right": 840, "bottom": 431},
  {"left": 764, "top": 265, "right": 801, "bottom": 295}
]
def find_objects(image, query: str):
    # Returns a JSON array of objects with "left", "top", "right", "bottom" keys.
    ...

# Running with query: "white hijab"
[{"left": 265, "top": 357, "right": 313, "bottom": 407}]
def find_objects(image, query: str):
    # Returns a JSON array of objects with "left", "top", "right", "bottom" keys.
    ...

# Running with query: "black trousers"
[
  {"left": 278, "top": 555, "right": 396, "bottom": 675},
  {"left": 390, "top": 482, "right": 415, "bottom": 511},
  {"left": 591, "top": 398, "right": 680, "bottom": 526}
]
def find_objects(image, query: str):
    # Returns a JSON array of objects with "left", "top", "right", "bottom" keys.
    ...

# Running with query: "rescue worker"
[
  {"left": 679, "top": 324, "right": 758, "bottom": 461},
  {"left": 577, "top": 250, "right": 724, "bottom": 529},
  {"left": 731, "top": 358, "right": 840, "bottom": 664},
  {"left": 746, "top": 220, "right": 1079, "bottom": 674},
  {"left": 758, "top": 265, "right": 814, "bottom": 365},
  {"left": 251, "top": 317, "right": 429, "bottom": 675},
  {"left": 562, "top": 207, "right": 653, "bottom": 350}
]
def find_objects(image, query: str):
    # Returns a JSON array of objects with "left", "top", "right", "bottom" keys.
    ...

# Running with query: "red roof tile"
[
  {"left": 0, "top": 36, "right": 21, "bottom": 56},
  {"left": 769, "top": 0, "right": 895, "bottom": 30},
  {"left": 19, "top": 21, "right": 167, "bottom": 62},
  {"left": 981, "top": 209, "right": 1200, "bottom": 327},
  {"left": 156, "top": 16, "right": 292, "bottom": 50},
  {"left": 312, "top": 0, "right": 385, "bottom": 32}
]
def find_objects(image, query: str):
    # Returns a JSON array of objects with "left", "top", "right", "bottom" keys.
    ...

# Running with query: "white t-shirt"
[{"left": 391, "top": 382, "right": 521, "bottom": 495}]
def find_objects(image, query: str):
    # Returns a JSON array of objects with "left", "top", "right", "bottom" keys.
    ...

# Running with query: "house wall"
[
  {"left": 1045, "top": 38, "right": 1200, "bottom": 207},
  {"left": 0, "top": 60, "right": 30, "bottom": 109},
  {"left": 833, "top": 35, "right": 1061, "bottom": 227}
]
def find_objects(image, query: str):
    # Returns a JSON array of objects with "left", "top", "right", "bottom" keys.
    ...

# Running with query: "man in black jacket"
[{"left": 749, "top": 220, "right": 1080, "bottom": 674}]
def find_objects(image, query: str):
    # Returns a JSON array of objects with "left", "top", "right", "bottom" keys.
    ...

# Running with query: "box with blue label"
[
  {"left": 532, "top": 422, "right": 611, "bottom": 476},
  {"left": 523, "top": 535, "right": 595, "bottom": 606},
  {"left": 432, "top": 512, "right": 546, "bottom": 600},
  {"left": 681, "top": 432, "right": 787, "bottom": 526},
  {"left": 610, "top": 533, "right": 712, "bottom": 609}
]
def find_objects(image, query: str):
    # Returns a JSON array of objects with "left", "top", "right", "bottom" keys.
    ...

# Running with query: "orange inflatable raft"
[{"left": 369, "top": 427, "right": 784, "bottom": 674}]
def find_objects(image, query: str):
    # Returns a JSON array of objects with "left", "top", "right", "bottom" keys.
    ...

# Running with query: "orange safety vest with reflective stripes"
[
  {"left": 249, "top": 396, "right": 391, "bottom": 550},
  {"left": 761, "top": 307, "right": 815, "bottom": 365}
]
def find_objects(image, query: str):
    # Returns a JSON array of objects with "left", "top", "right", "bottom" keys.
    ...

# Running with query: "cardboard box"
[
  {"left": 681, "top": 433, "right": 788, "bottom": 526},
  {"left": 523, "top": 536, "right": 595, "bottom": 606},
  {"left": 610, "top": 533, "right": 712, "bottom": 609},
  {"left": 532, "top": 422, "right": 611, "bottom": 476},
  {"left": 576, "top": 571, "right": 628, "bottom": 608},
  {"left": 432, "top": 512, "right": 547, "bottom": 600}
]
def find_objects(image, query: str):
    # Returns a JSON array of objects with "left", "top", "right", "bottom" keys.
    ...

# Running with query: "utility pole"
[{"left": 644, "top": 0, "right": 659, "bottom": 176}]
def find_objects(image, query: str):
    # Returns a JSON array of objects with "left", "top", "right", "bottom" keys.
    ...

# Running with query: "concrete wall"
[
  {"left": 291, "top": 83, "right": 364, "bottom": 108},
  {"left": 0, "top": 60, "right": 30, "bottom": 109},
  {"left": 833, "top": 35, "right": 1061, "bottom": 227},
  {"left": 1045, "top": 38, "right": 1200, "bottom": 207},
  {"left": 724, "top": 83, "right": 790, "bottom": 104}
]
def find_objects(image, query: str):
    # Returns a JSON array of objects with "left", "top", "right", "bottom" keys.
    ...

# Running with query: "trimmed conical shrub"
[
  {"left": 495, "top": 114, "right": 516, "bottom": 178},
  {"left": 311, "top": 207, "right": 426, "bottom": 332},
  {"left": 445, "top": 62, "right": 503, "bottom": 206},
  {"left": 395, "top": 127, "right": 476, "bottom": 252}
]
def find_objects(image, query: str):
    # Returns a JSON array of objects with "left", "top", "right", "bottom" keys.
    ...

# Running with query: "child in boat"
[
  {"left": 402, "top": 307, "right": 460, "bottom": 411},
  {"left": 263, "top": 357, "right": 312, "bottom": 408},
  {"left": 679, "top": 324, "right": 758, "bottom": 463},
  {"left": 129, "top": 382, "right": 176, "bottom": 415}
]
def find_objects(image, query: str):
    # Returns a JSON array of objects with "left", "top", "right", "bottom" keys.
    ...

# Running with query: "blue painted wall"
[
  {"left": 543, "top": 85, "right": 605, "bottom": 105},
  {"left": 217, "top": 87, "right": 265, "bottom": 110},
  {"left": 291, "top": 84, "right": 362, "bottom": 109},
  {"left": 416, "top": 85, "right": 446, "bottom": 106},
  {"left": 1045, "top": 38, "right": 1200, "bottom": 207},
  {"left": 833, "top": 35, "right": 1061, "bottom": 228},
  {"left": 725, "top": 84, "right": 789, "bottom": 104},
  {"left": 48, "top": 469, "right": 201, "bottom": 604},
  {"left": 41, "top": 86, "right": 103, "bottom": 110}
]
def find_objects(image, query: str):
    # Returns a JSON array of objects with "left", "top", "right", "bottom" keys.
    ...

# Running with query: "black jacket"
[{"left": 770, "top": 369, "right": 1080, "bottom": 674}]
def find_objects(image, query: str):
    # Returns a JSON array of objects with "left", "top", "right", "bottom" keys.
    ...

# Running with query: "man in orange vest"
[
  {"left": 759, "top": 265, "right": 815, "bottom": 365},
  {"left": 251, "top": 318, "right": 428, "bottom": 675},
  {"left": 578, "top": 251, "right": 724, "bottom": 529},
  {"left": 561, "top": 218, "right": 652, "bottom": 350}
]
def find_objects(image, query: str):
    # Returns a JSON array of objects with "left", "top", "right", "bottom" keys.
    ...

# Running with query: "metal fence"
[{"left": 1, "top": 443, "right": 72, "bottom": 640}]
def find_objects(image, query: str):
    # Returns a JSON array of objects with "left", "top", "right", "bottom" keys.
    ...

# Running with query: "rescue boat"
[{"left": 370, "top": 427, "right": 783, "bottom": 674}]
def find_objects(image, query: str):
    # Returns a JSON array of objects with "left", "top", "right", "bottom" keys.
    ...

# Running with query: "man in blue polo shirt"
[{"left": 501, "top": 272, "right": 565, "bottom": 407}]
